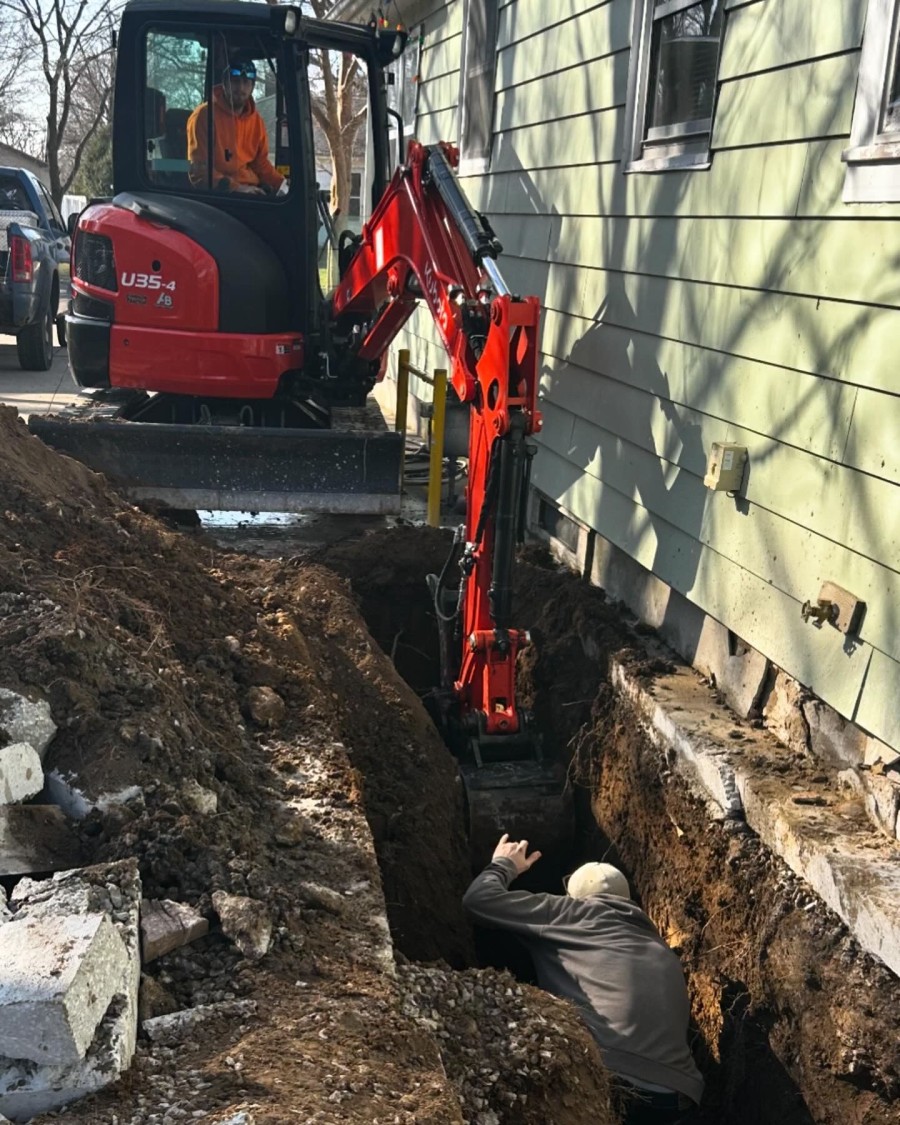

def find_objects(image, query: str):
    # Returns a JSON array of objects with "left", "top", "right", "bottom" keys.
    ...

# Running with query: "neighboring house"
[
  {"left": 0, "top": 144, "right": 49, "bottom": 186},
  {"left": 330, "top": 0, "right": 900, "bottom": 765}
]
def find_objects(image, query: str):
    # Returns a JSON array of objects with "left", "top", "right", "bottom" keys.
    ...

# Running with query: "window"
[
  {"left": 386, "top": 25, "right": 421, "bottom": 163},
  {"left": 843, "top": 0, "right": 900, "bottom": 202},
  {"left": 348, "top": 171, "right": 362, "bottom": 219},
  {"left": 37, "top": 182, "right": 65, "bottom": 231},
  {"left": 624, "top": 0, "right": 724, "bottom": 172},
  {"left": 143, "top": 28, "right": 290, "bottom": 198},
  {"left": 458, "top": 0, "right": 499, "bottom": 174}
]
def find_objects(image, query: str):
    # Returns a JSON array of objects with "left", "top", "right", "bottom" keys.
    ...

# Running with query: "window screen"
[
  {"left": 460, "top": 0, "right": 499, "bottom": 167},
  {"left": 645, "top": 0, "right": 723, "bottom": 141}
]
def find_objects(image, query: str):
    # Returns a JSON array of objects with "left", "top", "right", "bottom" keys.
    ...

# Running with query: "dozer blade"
[
  {"left": 28, "top": 392, "right": 403, "bottom": 515},
  {"left": 462, "top": 759, "right": 574, "bottom": 873}
]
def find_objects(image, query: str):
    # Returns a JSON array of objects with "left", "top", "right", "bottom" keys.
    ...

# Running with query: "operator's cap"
[
  {"left": 225, "top": 51, "right": 258, "bottom": 81},
  {"left": 565, "top": 862, "right": 630, "bottom": 900}
]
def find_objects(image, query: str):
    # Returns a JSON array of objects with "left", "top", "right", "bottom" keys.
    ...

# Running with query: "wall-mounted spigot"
[{"left": 801, "top": 599, "right": 838, "bottom": 627}]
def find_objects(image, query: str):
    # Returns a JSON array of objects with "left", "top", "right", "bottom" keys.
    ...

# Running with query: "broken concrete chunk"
[
  {"left": 0, "top": 806, "right": 85, "bottom": 877},
  {"left": 0, "top": 860, "right": 142, "bottom": 1120},
  {"left": 0, "top": 913, "right": 128, "bottom": 1065},
  {"left": 0, "top": 742, "right": 43, "bottom": 805},
  {"left": 141, "top": 899, "right": 209, "bottom": 963},
  {"left": 142, "top": 999, "right": 257, "bottom": 1046},
  {"left": 0, "top": 689, "right": 56, "bottom": 761},
  {"left": 211, "top": 892, "right": 272, "bottom": 961}
]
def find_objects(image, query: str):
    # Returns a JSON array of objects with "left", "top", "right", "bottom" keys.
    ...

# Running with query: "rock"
[
  {"left": 0, "top": 805, "right": 85, "bottom": 877},
  {"left": 0, "top": 860, "right": 142, "bottom": 1121},
  {"left": 142, "top": 999, "right": 257, "bottom": 1046},
  {"left": 0, "top": 742, "right": 42, "bottom": 805},
  {"left": 0, "top": 913, "right": 128, "bottom": 1065},
  {"left": 0, "top": 688, "right": 56, "bottom": 760},
  {"left": 298, "top": 882, "right": 346, "bottom": 915},
  {"left": 762, "top": 672, "right": 810, "bottom": 755},
  {"left": 244, "top": 686, "right": 285, "bottom": 728},
  {"left": 139, "top": 974, "right": 180, "bottom": 1022},
  {"left": 211, "top": 892, "right": 272, "bottom": 961},
  {"left": 141, "top": 899, "right": 210, "bottom": 962},
  {"left": 180, "top": 779, "right": 218, "bottom": 816}
]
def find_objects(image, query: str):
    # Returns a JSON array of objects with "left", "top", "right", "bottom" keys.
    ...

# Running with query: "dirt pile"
[{"left": 0, "top": 406, "right": 612, "bottom": 1125}]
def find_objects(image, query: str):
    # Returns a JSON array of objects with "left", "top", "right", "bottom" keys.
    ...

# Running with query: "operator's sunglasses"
[{"left": 228, "top": 64, "right": 257, "bottom": 81}]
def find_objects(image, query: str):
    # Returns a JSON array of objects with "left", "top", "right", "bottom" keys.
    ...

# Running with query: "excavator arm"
[{"left": 332, "top": 140, "right": 542, "bottom": 753}]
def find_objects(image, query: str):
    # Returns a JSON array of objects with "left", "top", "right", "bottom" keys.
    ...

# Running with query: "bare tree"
[
  {"left": 0, "top": 12, "right": 41, "bottom": 154},
  {"left": 0, "top": 0, "right": 118, "bottom": 203},
  {"left": 304, "top": 0, "right": 368, "bottom": 229}
]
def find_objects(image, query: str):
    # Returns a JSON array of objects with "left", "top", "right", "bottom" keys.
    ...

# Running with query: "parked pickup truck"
[{"left": 0, "top": 166, "right": 69, "bottom": 371}]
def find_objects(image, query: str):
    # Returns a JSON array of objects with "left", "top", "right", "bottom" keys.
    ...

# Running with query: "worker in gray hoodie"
[{"left": 463, "top": 835, "right": 703, "bottom": 1124}]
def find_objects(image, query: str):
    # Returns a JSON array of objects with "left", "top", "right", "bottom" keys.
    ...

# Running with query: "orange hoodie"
[{"left": 186, "top": 86, "right": 284, "bottom": 193}]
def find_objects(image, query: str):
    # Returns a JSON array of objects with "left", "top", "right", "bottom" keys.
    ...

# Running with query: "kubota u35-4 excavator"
[{"left": 30, "top": 0, "right": 569, "bottom": 859}]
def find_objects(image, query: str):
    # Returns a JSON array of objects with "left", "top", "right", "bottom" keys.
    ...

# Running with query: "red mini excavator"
[{"left": 30, "top": 0, "right": 569, "bottom": 858}]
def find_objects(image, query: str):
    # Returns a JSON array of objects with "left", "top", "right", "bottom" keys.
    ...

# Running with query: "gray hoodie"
[{"left": 463, "top": 858, "right": 704, "bottom": 1104}]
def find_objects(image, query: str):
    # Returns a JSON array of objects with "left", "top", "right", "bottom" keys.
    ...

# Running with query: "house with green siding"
[{"left": 329, "top": 0, "right": 900, "bottom": 776}]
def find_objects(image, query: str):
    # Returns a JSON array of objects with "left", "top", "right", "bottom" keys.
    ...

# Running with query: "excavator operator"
[{"left": 186, "top": 51, "right": 287, "bottom": 197}]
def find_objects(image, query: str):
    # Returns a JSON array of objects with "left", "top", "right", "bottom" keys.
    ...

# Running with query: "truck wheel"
[{"left": 17, "top": 302, "right": 54, "bottom": 371}]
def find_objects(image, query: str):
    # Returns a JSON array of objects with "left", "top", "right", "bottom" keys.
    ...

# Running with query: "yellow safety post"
[
  {"left": 427, "top": 368, "right": 448, "bottom": 528},
  {"left": 395, "top": 349, "right": 410, "bottom": 437}
]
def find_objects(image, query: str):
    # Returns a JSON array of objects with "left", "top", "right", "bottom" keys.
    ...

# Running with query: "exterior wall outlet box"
[{"left": 704, "top": 443, "right": 748, "bottom": 492}]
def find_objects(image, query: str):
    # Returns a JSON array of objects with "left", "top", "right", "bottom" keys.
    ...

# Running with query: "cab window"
[{"left": 143, "top": 27, "right": 290, "bottom": 199}]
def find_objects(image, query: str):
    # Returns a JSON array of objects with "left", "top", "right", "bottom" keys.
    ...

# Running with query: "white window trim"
[
  {"left": 843, "top": 0, "right": 900, "bottom": 202},
  {"left": 623, "top": 0, "right": 721, "bottom": 174}
]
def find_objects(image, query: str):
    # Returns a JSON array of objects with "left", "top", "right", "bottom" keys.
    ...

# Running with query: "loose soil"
[{"left": 1, "top": 403, "right": 898, "bottom": 1124}]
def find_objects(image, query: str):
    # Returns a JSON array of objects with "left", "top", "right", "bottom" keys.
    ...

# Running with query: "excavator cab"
[{"left": 32, "top": 0, "right": 407, "bottom": 514}]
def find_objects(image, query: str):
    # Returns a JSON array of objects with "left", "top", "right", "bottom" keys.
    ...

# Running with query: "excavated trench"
[
  {"left": 1, "top": 403, "right": 898, "bottom": 1123},
  {"left": 319, "top": 526, "right": 900, "bottom": 1125}
]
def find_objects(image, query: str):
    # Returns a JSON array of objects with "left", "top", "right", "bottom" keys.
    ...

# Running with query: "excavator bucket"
[
  {"left": 28, "top": 391, "right": 403, "bottom": 515},
  {"left": 462, "top": 759, "right": 574, "bottom": 872}
]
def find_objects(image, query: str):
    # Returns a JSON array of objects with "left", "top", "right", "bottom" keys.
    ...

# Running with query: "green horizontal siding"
[
  {"left": 417, "top": 107, "right": 457, "bottom": 145},
  {"left": 498, "top": 1, "right": 630, "bottom": 84},
  {"left": 499, "top": 0, "right": 617, "bottom": 51},
  {"left": 718, "top": 0, "right": 865, "bottom": 81},
  {"left": 533, "top": 445, "right": 876, "bottom": 727},
  {"left": 417, "top": 72, "right": 460, "bottom": 115},
  {"left": 714, "top": 53, "right": 858, "bottom": 149},
  {"left": 493, "top": 106, "right": 624, "bottom": 171},
  {"left": 542, "top": 214, "right": 900, "bottom": 307},
  {"left": 539, "top": 311, "right": 859, "bottom": 462},
  {"left": 562, "top": 265, "right": 900, "bottom": 395},
  {"left": 843, "top": 388, "right": 900, "bottom": 485},
  {"left": 538, "top": 365, "right": 898, "bottom": 575},
  {"left": 474, "top": 140, "right": 900, "bottom": 220},
  {"left": 495, "top": 50, "right": 627, "bottom": 130},
  {"left": 855, "top": 650, "right": 900, "bottom": 749}
]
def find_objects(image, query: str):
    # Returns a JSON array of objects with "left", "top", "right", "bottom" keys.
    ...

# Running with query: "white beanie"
[{"left": 566, "top": 862, "right": 630, "bottom": 900}]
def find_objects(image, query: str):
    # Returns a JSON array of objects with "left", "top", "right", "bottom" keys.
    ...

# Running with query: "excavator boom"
[{"left": 333, "top": 140, "right": 569, "bottom": 858}]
